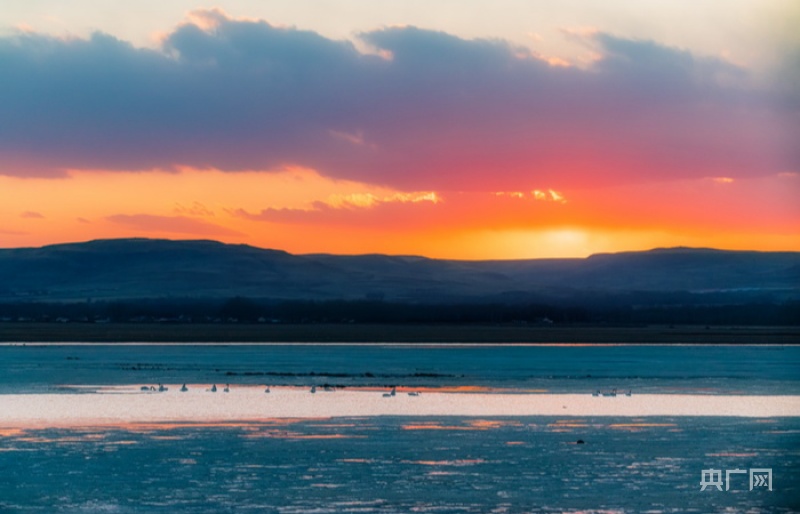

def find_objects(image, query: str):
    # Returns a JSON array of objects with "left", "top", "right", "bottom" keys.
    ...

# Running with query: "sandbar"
[{"left": 1, "top": 386, "right": 798, "bottom": 429}]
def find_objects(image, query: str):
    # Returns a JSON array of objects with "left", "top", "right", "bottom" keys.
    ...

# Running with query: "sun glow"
[
  {"left": 1, "top": 167, "right": 798, "bottom": 259},
  {"left": 1, "top": 4, "right": 797, "bottom": 259}
]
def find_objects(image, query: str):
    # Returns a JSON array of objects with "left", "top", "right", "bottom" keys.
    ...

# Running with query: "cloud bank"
[{"left": 1, "top": 9, "right": 796, "bottom": 190}]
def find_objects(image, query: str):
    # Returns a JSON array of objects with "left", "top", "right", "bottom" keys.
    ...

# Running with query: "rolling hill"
[{"left": 0, "top": 239, "right": 797, "bottom": 305}]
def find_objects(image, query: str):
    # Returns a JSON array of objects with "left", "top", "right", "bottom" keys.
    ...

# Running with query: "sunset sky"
[{"left": 1, "top": 1, "right": 798, "bottom": 259}]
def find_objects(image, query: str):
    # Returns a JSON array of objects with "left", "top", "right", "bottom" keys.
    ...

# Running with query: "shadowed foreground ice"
[{"left": 2, "top": 416, "right": 798, "bottom": 513}]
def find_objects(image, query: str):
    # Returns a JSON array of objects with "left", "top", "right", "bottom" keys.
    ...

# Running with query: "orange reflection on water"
[
  {"left": 118, "top": 421, "right": 267, "bottom": 433},
  {"left": 15, "top": 431, "right": 113, "bottom": 444},
  {"left": 468, "top": 419, "right": 522, "bottom": 429},
  {"left": 549, "top": 419, "right": 590, "bottom": 428},
  {"left": 402, "top": 419, "right": 525, "bottom": 431}
]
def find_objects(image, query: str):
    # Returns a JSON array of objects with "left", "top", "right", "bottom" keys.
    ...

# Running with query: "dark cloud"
[{"left": 0, "top": 10, "right": 796, "bottom": 189}]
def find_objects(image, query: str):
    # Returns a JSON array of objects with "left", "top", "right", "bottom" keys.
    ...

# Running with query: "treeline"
[
  {"left": 0, "top": 297, "right": 586, "bottom": 324},
  {"left": 0, "top": 297, "right": 798, "bottom": 326}
]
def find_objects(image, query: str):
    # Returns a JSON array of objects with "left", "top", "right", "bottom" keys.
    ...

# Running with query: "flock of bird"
[
  {"left": 140, "top": 383, "right": 625, "bottom": 396},
  {"left": 139, "top": 383, "right": 420, "bottom": 396},
  {"left": 591, "top": 388, "right": 632, "bottom": 397}
]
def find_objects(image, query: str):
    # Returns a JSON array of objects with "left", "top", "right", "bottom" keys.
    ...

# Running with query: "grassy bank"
[{"left": 0, "top": 322, "right": 798, "bottom": 344}]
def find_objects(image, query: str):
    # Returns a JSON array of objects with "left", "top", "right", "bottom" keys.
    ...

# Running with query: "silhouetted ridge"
[{"left": 0, "top": 239, "right": 797, "bottom": 303}]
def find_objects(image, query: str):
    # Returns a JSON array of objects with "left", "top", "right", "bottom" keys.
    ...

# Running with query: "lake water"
[
  {"left": 1, "top": 344, "right": 799, "bottom": 512},
  {"left": 1, "top": 343, "right": 799, "bottom": 394}
]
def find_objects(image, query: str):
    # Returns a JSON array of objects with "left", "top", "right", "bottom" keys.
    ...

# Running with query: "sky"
[{"left": 1, "top": 1, "right": 798, "bottom": 259}]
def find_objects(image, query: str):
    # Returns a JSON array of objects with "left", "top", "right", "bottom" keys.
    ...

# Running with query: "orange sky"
[
  {"left": 1, "top": 4, "right": 798, "bottom": 259},
  {"left": 2, "top": 167, "right": 797, "bottom": 259}
]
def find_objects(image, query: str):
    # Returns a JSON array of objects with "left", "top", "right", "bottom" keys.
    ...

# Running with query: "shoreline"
[
  {"left": 1, "top": 387, "right": 798, "bottom": 429},
  {"left": 4, "top": 342, "right": 800, "bottom": 348},
  {"left": 1, "top": 323, "right": 798, "bottom": 344}
]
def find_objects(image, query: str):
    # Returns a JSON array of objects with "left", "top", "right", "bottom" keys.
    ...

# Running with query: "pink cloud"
[
  {"left": 233, "top": 191, "right": 574, "bottom": 231},
  {"left": 0, "top": 10, "right": 795, "bottom": 192}
]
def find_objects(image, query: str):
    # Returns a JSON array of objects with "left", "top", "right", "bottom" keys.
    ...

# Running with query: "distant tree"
[{"left": 219, "top": 297, "right": 263, "bottom": 322}]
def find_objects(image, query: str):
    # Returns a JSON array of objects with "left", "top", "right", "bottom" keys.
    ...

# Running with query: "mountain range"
[{"left": 1, "top": 239, "right": 798, "bottom": 307}]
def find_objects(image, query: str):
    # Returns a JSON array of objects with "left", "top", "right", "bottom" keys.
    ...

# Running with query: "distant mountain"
[{"left": 0, "top": 239, "right": 798, "bottom": 304}]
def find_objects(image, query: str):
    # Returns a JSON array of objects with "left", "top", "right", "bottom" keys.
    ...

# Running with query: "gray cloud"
[{"left": 0, "top": 10, "right": 796, "bottom": 190}]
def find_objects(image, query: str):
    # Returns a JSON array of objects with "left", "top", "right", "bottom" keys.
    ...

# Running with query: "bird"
[
  {"left": 223, "top": 384, "right": 230, "bottom": 393},
  {"left": 310, "top": 385, "right": 316, "bottom": 394},
  {"left": 210, "top": 384, "right": 217, "bottom": 392},
  {"left": 180, "top": 384, "right": 188, "bottom": 392},
  {"left": 264, "top": 386, "right": 271, "bottom": 393}
]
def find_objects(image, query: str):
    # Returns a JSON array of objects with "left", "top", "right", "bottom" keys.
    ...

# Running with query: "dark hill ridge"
[{"left": 0, "top": 239, "right": 798, "bottom": 303}]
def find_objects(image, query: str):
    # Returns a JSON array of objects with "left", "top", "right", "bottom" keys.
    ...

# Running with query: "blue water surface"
[
  {"left": 0, "top": 344, "right": 798, "bottom": 394},
  {"left": 2, "top": 416, "right": 799, "bottom": 513},
  {"left": 1, "top": 344, "right": 799, "bottom": 513}
]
